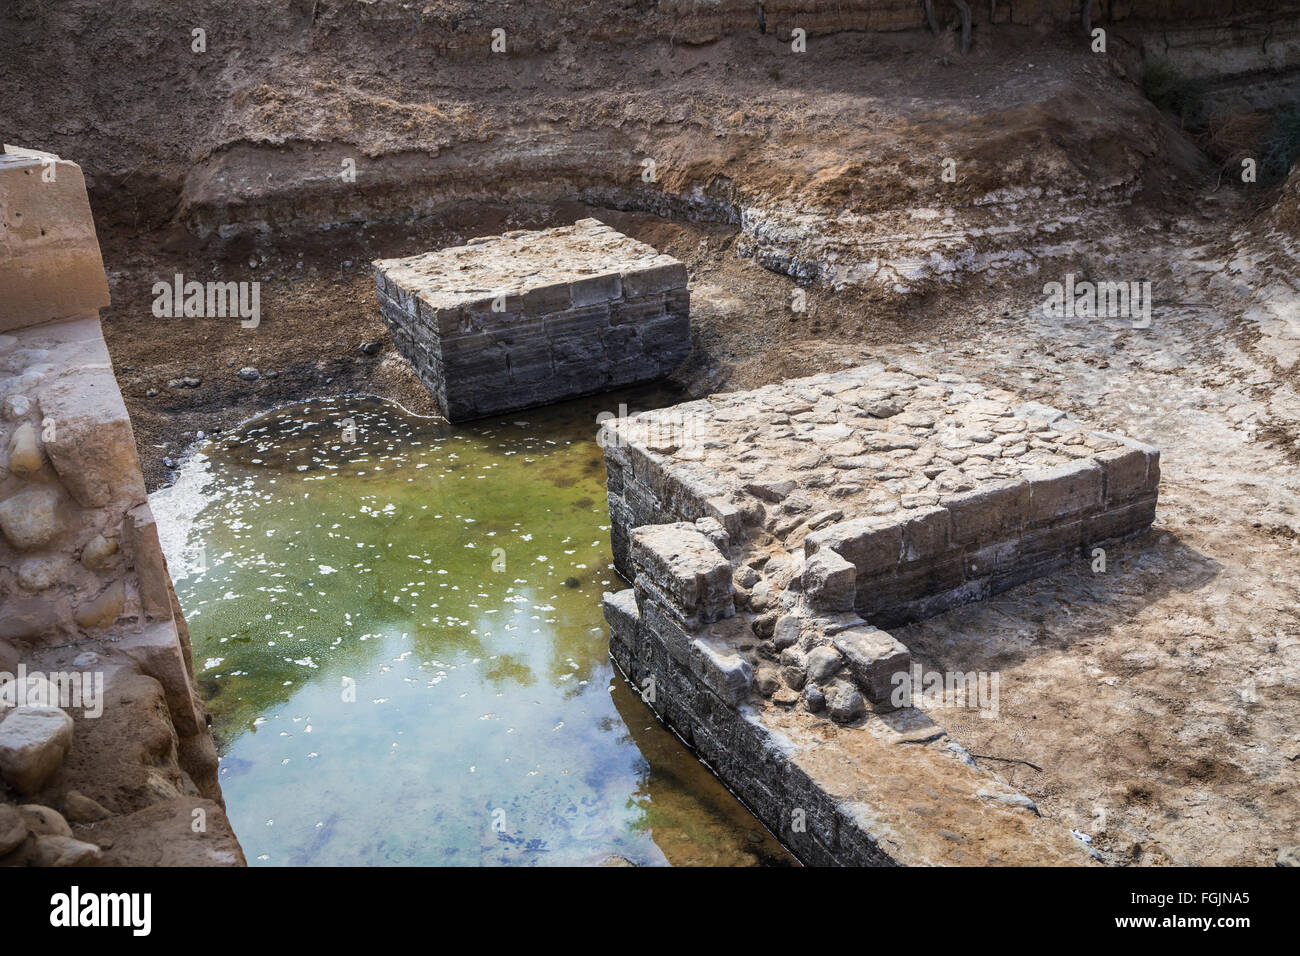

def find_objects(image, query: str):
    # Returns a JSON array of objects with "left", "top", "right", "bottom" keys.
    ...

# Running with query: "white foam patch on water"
[{"left": 149, "top": 448, "right": 217, "bottom": 584}]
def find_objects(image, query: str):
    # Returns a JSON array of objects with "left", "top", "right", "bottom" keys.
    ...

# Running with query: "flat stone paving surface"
[
  {"left": 609, "top": 360, "right": 1143, "bottom": 521},
  {"left": 374, "top": 217, "right": 683, "bottom": 310}
]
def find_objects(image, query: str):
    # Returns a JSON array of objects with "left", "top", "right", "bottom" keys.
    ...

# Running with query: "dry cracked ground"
[{"left": 4, "top": 0, "right": 1299, "bottom": 865}]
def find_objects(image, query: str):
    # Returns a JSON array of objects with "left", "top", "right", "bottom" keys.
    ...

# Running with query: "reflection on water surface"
[{"left": 153, "top": 392, "right": 793, "bottom": 866}]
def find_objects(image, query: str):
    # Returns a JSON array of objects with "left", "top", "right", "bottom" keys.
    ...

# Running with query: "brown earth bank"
[{"left": 3, "top": 0, "right": 1299, "bottom": 865}]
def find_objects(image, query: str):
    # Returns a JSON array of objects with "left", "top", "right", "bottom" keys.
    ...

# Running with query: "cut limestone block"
[
  {"left": 373, "top": 218, "right": 690, "bottom": 421},
  {"left": 0, "top": 148, "right": 111, "bottom": 332}
]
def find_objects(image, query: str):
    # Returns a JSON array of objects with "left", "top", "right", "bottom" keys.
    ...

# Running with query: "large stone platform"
[
  {"left": 600, "top": 361, "right": 1159, "bottom": 865},
  {"left": 373, "top": 218, "right": 690, "bottom": 421},
  {"left": 602, "top": 362, "right": 1159, "bottom": 626}
]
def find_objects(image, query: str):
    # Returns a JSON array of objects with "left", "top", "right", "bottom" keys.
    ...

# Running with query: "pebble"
[
  {"left": 237, "top": 367, "right": 260, "bottom": 382},
  {"left": 63, "top": 790, "right": 112, "bottom": 823}
]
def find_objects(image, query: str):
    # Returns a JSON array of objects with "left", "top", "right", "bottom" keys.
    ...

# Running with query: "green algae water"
[{"left": 152, "top": 393, "right": 792, "bottom": 866}]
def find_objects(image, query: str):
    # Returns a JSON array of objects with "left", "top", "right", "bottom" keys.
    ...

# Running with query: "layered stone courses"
[
  {"left": 601, "top": 360, "right": 1158, "bottom": 865},
  {"left": 373, "top": 218, "right": 690, "bottom": 421}
]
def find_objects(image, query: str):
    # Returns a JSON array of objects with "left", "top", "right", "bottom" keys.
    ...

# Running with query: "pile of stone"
[{"left": 373, "top": 218, "right": 690, "bottom": 421}]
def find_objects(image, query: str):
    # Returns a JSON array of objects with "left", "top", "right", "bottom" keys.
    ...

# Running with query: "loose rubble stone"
[
  {"left": 64, "top": 790, "right": 112, "bottom": 823},
  {"left": 773, "top": 613, "right": 801, "bottom": 650},
  {"left": 0, "top": 486, "right": 63, "bottom": 551},
  {"left": 825, "top": 678, "right": 867, "bottom": 722},
  {"left": 832, "top": 627, "right": 912, "bottom": 706},
  {"left": 0, "top": 804, "right": 26, "bottom": 856},
  {"left": 373, "top": 218, "right": 690, "bottom": 421},
  {"left": 236, "top": 366, "right": 260, "bottom": 381},
  {"left": 801, "top": 682, "right": 826, "bottom": 712},
  {"left": 0, "top": 706, "right": 75, "bottom": 794},
  {"left": 755, "top": 666, "right": 781, "bottom": 697},
  {"left": 31, "top": 834, "right": 102, "bottom": 867},
  {"left": 7, "top": 422, "right": 44, "bottom": 476}
]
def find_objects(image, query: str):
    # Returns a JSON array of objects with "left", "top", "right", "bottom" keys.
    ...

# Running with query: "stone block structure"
[
  {"left": 373, "top": 218, "right": 690, "bottom": 421},
  {"left": 601, "top": 361, "right": 1159, "bottom": 864},
  {"left": 0, "top": 147, "right": 243, "bottom": 867},
  {"left": 0, "top": 148, "right": 111, "bottom": 333}
]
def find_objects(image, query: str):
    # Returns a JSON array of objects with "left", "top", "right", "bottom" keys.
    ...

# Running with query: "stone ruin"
[
  {"left": 0, "top": 147, "right": 242, "bottom": 866},
  {"left": 600, "top": 361, "right": 1159, "bottom": 864},
  {"left": 373, "top": 218, "right": 691, "bottom": 421}
]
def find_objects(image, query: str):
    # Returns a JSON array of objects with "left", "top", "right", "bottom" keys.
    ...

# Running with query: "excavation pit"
[{"left": 373, "top": 218, "right": 690, "bottom": 422}]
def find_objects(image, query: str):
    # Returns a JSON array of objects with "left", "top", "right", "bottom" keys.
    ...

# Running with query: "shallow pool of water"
[{"left": 152, "top": 392, "right": 793, "bottom": 866}]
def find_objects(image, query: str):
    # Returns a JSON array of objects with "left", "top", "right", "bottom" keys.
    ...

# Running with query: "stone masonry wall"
[
  {"left": 603, "top": 362, "right": 1159, "bottom": 626},
  {"left": 604, "top": 519, "right": 1096, "bottom": 866},
  {"left": 374, "top": 218, "right": 690, "bottom": 422},
  {"left": 0, "top": 148, "right": 243, "bottom": 867},
  {"left": 601, "top": 360, "right": 1159, "bottom": 864}
]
